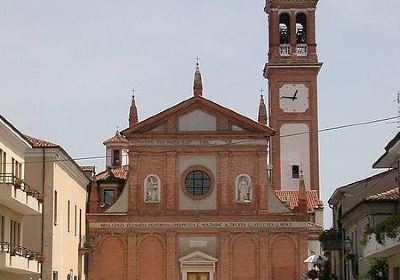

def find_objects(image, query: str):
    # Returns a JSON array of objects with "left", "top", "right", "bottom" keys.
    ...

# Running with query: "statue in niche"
[
  {"left": 145, "top": 175, "right": 160, "bottom": 203},
  {"left": 236, "top": 175, "right": 251, "bottom": 202}
]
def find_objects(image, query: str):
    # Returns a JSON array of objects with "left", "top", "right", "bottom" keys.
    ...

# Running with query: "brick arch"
[
  {"left": 231, "top": 234, "right": 257, "bottom": 280},
  {"left": 98, "top": 236, "right": 125, "bottom": 280},
  {"left": 271, "top": 235, "right": 297, "bottom": 280},
  {"left": 139, "top": 235, "right": 165, "bottom": 280}
]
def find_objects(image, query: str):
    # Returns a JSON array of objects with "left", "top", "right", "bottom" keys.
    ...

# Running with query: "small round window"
[{"left": 185, "top": 170, "right": 211, "bottom": 197}]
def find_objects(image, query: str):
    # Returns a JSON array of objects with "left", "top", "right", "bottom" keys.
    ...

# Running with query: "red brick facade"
[{"left": 87, "top": 1, "right": 322, "bottom": 279}]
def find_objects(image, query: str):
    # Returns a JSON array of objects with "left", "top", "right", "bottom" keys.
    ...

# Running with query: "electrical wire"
[{"left": 0, "top": 115, "right": 398, "bottom": 165}]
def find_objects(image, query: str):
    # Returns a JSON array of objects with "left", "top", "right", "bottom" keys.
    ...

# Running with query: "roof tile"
[
  {"left": 24, "top": 135, "right": 59, "bottom": 148},
  {"left": 103, "top": 132, "right": 128, "bottom": 145},
  {"left": 365, "top": 187, "right": 400, "bottom": 201},
  {"left": 95, "top": 166, "right": 128, "bottom": 181},
  {"left": 275, "top": 190, "right": 322, "bottom": 213}
]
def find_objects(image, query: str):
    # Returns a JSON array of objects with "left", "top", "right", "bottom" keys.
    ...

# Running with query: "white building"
[
  {"left": 0, "top": 115, "right": 43, "bottom": 279},
  {"left": 0, "top": 114, "right": 91, "bottom": 280},
  {"left": 24, "top": 135, "right": 91, "bottom": 280}
]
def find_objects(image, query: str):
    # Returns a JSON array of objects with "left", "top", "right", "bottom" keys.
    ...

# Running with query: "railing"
[
  {"left": 279, "top": 44, "right": 291, "bottom": 56},
  {"left": 79, "top": 235, "right": 96, "bottom": 252},
  {"left": 296, "top": 44, "right": 308, "bottom": 56},
  {"left": 0, "top": 241, "right": 43, "bottom": 262},
  {"left": 0, "top": 173, "right": 43, "bottom": 202}
]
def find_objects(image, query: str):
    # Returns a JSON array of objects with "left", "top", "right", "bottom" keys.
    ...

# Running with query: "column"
[
  {"left": 269, "top": 11, "right": 280, "bottom": 61},
  {"left": 307, "top": 10, "right": 318, "bottom": 61},
  {"left": 290, "top": 11, "right": 297, "bottom": 57}
]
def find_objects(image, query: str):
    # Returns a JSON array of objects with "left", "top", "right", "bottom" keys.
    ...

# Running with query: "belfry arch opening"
[
  {"left": 296, "top": 13, "right": 307, "bottom": 44},
  {"left": 279, "top": 13, "right": 290, "bottom": 45}
]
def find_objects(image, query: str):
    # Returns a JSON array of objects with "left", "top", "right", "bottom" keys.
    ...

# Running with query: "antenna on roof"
[
  {"left": 396, "top": 91, "right": 400, "bottom": 131},
  {"left": 388, "top": 91, "right": 400, "bottom": 131}
]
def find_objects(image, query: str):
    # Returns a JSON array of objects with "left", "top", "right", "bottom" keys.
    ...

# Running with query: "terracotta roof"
[
  {"left": 95, "top": 167, "right": 128, "bottom": 181},
  {"left": 103, "top": 132, "right": 128, "bottom": 145},
  {"left": 80, "top": 166, "right": 96, "bottom": 172},
  {"left": 25, "top": 135, "right": 59, "bottom": 148},
  {"left": 365, "top": 187, "right": 400, "bottom": 202},
  {"left": 275, "top": 190, "right": 323, "bottom": 213}
]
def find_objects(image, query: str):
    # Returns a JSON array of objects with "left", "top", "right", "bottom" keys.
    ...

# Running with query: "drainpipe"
[{"left": 40, "top": 148, "right": 45, "bottom": 280}]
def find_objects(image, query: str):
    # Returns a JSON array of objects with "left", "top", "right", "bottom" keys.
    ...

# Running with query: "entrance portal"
[
  {"left": 187, "top": 272, "right": 210, "bottom": 280},
  {"left": 179, "top": 251, "right": 217, "bottom": 280}
]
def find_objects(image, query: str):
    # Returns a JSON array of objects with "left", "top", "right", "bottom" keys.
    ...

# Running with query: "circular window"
[{"left": 184, "top": 170, "right": 211, "bottom": 197}]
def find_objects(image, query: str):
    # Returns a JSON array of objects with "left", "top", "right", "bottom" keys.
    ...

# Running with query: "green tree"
[{"left": 362, "top": 258, "right": 388, "bottom": 280}]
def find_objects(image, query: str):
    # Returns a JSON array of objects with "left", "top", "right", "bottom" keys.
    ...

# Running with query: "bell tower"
[{"left": 264, "top": 0, "right": 322, "bottom": 193}]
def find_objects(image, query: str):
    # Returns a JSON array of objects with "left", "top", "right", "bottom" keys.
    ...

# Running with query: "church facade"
[{"left": 86, "top": 0, "right": 323, "bottom": 279}]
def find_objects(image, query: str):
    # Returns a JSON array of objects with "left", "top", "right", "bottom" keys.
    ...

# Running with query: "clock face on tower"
[{"left": 279, "top": 84, "right": 309, "bottom": 113}]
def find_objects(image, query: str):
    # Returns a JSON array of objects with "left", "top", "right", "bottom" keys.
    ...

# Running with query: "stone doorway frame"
[{"left": 178, "top": 251, "right": 218, "bottom": 280}]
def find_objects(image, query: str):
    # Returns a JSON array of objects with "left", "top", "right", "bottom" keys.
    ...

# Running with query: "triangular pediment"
[
  {"left": 122, "top": 96, "right": 275, "bottom": 136},
  {"left": 179, "top": 251, "right": 218, "bottom": 263},
  {"left": 178, "top": 109, "right": 217, "bottom": 132}
]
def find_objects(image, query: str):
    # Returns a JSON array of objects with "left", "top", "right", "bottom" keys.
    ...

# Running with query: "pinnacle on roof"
[
  {"left": 258, "top": 94, "right": 268, "bottom": 125},
  {"left": 193, "top": 62, "right": 203, "bottom": 97},
  {"left": 129, "top": 91, "right": 138, "bottom": 127},
  {"left": 298, "top": 169, "right": 308, "bottom": 213}
]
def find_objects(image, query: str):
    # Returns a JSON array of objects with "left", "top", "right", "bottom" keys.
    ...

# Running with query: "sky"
[{"left": 1, "top": 0, "right": 399, "bottom": 227}]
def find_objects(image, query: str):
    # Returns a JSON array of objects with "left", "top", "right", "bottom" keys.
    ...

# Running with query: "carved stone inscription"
[{"left": 90, "top": 221, "right": 307, "bottom": 229}]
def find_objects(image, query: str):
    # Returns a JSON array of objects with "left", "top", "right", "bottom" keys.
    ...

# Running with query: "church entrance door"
[{"left": 187, "top": 272, "right": 209, "bottom": 280}]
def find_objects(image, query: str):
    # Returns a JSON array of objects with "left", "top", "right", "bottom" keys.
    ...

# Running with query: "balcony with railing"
[
  {"left": 296, "top": 44, "right": 308, "bottom": 56},
  {"left": 79, "top": 235, "right": 96, "bottom": 255},
  {"left": 0, "top": 173, "right": 43, "bottom": 215},
  {"left": 0, "top": 242, "right": 42, "bottom": 274},
  {"left": 279, "top": 44, "right": 291, "bottom": 56}
]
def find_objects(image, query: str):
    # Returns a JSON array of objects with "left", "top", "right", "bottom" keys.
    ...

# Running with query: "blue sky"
[{"left": 1, "top": 0, "right": 399, "bottom": 226}]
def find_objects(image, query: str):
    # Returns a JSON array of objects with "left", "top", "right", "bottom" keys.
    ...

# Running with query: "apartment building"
[
  {"left": 0, "top": 115, "right": 43, "bottom": 280},
  {"left": 24, "top": 135, "right": 90, "bottom": 280}
]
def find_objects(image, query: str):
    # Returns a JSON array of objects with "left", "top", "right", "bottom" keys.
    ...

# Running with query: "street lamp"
[
  {"left": 344, "top": 236, "right": 352, "bottom": 252},
  {"left": 343, "top": 236, "right": 353, "bottom": 280}
]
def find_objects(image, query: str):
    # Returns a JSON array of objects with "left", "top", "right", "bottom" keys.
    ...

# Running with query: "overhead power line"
[{"left": 1, "top": 115, "right": 399, "bottom": 165}]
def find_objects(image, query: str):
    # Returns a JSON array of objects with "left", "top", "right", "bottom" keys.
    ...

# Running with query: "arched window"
[
  {"left": 279, "top": 13, "right": 290, "bottom": 44},
  {"left": 296, "top": 13, "right": 307, "bottom": 44}
]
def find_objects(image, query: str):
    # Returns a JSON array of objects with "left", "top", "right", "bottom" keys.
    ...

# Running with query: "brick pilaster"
[
  {"left": 166, "top": 233, "right": 177, "bottom": 280},
  {"left": 166, "top": 153, "right": 177, "bottom": 210},
  {"left": 218, "top": 232, "right": 230, "bottom": 280},
  {"left": 218, "top": 152, "right": 230, "bottom": 210},
  {"left": 127, "top": 232, "right": 137, "bottom": 280},
  {"left": 128, "top": 152, "right": 139, "bottom": 212}
]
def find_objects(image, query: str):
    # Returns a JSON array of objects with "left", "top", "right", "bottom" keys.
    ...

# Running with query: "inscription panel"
[
  {"left": 130, "top": 139, "right": 268, "bottom": 146},
  {"left": 90, "top": 221, "right": 307, "bottom": 229}
]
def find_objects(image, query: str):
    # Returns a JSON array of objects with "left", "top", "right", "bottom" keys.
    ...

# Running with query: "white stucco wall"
[
  {"left": 280, "top": 123, "right": 311, "bottom": 190},
  {"left": 178, "top": 110, "right": 217, "bottom": 131},
  {"left": 51, "top": 162, "right": 87, "bottom": 280},
  {"left": 179, "top": 155, "right": 217, "bottom": 210}
]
